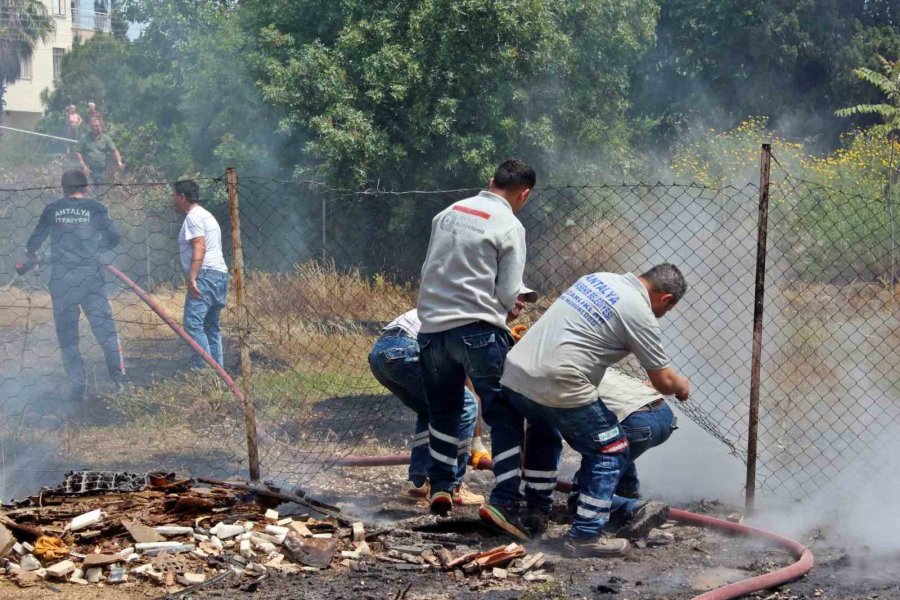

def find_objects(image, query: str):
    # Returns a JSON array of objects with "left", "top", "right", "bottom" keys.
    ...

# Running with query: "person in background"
[
  {"left": 25, "top": 170, "right": 125, "bottom": 402},
  {"left": 172, "top": 180, "right": 229, "bottom": 370},
  {"left": 416, "top": 158, "right": 535, "bottom": 517},
  {"left": 65, "top": 105, "right": 82, "bottom": 143},
  {"left": 495, "top": 265, "right": 691, "bottom": 557},
  {"left": 86, "top": 101, "right": 100, "bottom": 123},
  {"left": 75, "top": 117, "right": 124, "bottom": 186}
]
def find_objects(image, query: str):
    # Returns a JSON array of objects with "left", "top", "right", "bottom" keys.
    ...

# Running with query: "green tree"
[
  {"left": 43, "top": 0, "right": 284, "bottom": 179},
  {"left": 251, "top": 0, "right": 659, "bottom": 188},
  {"left": 835, "top": 55, "right": 900, "bottom": 137},
  {"left": 0, "top": 0, "right": 54, "bottom": 124},
  {"left": 631, "top": 0, "right": 900, "bottom": 145}
]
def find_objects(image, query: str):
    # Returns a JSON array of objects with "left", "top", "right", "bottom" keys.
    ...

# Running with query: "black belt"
[
  {"left": 632, "top": 398, "right": 666, "bottom": 413},
  {"left": 381, "top": 327, "right": 415, "bottom": 340}
]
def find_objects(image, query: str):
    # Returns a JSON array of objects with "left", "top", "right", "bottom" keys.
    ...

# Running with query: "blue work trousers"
[
  {"left": 368, "top": 331, "right": 477, "bottom": 486},
  {"left": 418, "top": 322, "right": 521, "bottom": 502}
]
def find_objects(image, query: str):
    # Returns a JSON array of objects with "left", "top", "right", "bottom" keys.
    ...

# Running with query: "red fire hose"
[
  {"left": 105, "top": 266, "right": 813, "bottom": 598},
  {"left": 333, "top": 453, "right": 813, "bottom": 600}
]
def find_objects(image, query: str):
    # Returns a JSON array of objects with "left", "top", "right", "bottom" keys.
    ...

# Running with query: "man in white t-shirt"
[
  {"left": 172, "top": 180, "right": 229, "bottom": 369},
  {"left": 492, "top": 265, "right": 690, "bottom": 557}
]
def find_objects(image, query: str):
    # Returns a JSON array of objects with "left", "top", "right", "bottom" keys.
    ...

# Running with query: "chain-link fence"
[{"left": 0, "top": 150, "right": 895, "bottom": 502}]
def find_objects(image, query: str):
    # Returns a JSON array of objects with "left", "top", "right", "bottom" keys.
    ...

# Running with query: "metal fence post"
[
  {"left": 746, "top": 143, "right": 772, "bottom": 514},
  {"left": 226, "top": 167, "right": 261, "bottom": 482}
]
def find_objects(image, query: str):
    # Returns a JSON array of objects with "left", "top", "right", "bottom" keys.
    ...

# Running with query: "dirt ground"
[{"left": 3, "top": 463, "right": 898, "bottom": 600}]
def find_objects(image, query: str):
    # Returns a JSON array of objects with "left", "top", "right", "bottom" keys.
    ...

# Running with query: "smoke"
[{"left": 755, "top": 422, "right": 900, "bottom": 555}]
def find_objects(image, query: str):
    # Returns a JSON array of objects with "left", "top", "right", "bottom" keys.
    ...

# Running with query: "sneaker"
[
  {"left": 616, "top": 500, "right": 670, "bottom": 540},
  {"left": 404, "top": 480, "right": 430, "bottom": 499},
  {"left": 452, "top": 483, "right": 484, "bottom": 505},
  {"left": 563, "top": 536, "right": 629, "bottom": 558},
  {"left": 429, "top": 491, "right": 453, "bottom": 516},
  {"left": 479, "top": 504, "right": 530, "bottom": 541},
  {"left": 522, "top": 507, "right": 550, "bottom": 538}
]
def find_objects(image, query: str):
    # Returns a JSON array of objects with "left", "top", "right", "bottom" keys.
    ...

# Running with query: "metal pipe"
[
  {"left": 0, "top": 125, "right": 77, "bottom": 143},
  {"left": 746, "top": 143, "right": 772, "bottom": 514}
]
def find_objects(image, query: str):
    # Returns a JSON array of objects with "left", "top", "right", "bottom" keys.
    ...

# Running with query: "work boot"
[
  {"left": 522, "top": 506, "right": 550, "bottom": 538},
  {"left": 429, "top": 491, "right": 453, "bottom": 516},
  {"left": 452, "top": 483, "right": 483, "bottom": 505},
  {"left": 479, "top": 504, "right": 530, "bottom": 541},
  {"left": 616, "top": 500, "right": 670, "bottom": 540},
  {"left": 562, "top": 535, "right": 629, "bottom": 558},
  {"left": 403, "top": 480, "right": 430, "bottom": 499}
]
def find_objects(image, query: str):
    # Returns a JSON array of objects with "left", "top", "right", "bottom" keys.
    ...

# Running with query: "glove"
[
  {"left": 33, "top": 536, "right": 69, "bottom": 561},
  {"left": 469, "top": 436, "right": 491, "bottom": 469},
  {"left": 510, "top": 324, "right": 528, "bottom": 342}
]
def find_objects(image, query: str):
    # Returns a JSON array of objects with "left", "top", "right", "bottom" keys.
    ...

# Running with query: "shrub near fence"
[{"left": 0, "top": 150, "right": 896, "bottom": 502}]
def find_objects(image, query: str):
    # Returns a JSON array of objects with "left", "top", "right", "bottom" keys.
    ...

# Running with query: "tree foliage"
[
  {"left": 250, "top": 0, "right": 659, "bottom": 187},
  {"left": 836, "top": 55, "right": 900, "bottom": 137},
  {"left": 0, "top": 0, "right": 53, "bottom": 118},
  {"left": 631, "top": 0, "right": 900, "bottom": 143},
  {"left": 42, "top": 0, "right": 284, "bottom": 179}
]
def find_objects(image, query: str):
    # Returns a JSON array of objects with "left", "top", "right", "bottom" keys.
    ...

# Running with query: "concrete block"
[
  {"left": 351, "top": 522, "right": 365, "bottom": 543},
  {"left": 45, "top": 559, "right": 76, "bottom": 579},
  {"left": 18, "top": 555, "right": 40, "bottom": 572},
  {"left": 69, "top": 509, "right": 104, "bottom": 532}
]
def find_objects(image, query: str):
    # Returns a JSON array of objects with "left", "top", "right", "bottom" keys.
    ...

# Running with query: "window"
[
  {"left": 53, "top": 48, "right": 65, "bottom": 81},
  {"left": 52, "top": 0, "right": 66, "bottom": 16},
  {"left": 20, "top": 55, "right": 33, "bottom": 80}
]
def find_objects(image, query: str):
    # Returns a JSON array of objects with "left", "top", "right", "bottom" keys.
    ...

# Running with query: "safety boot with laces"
[
  {"left": 616, "top": 500, "right": 670, "bottom": 539},
  {"left": 563, "top": 535, "right": 629, "bottom": 558},
  {"left": 452, "top": 483, "right": 484, "bottom": 505}
]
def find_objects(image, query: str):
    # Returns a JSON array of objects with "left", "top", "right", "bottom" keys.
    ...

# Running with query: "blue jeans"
[
  {"left": 183, "top": 269, "right": 228, "bottom": 369},
  {"left": 368, "top": 331, "right": 477, "bottom": 486},
  {"left": 419, "top": 322, "right": 521, "bottom": 500},
  {"left": 617, "top": 402, "right": 677, "bottom": 496},
  {"left": 506, "top": 388, "right": 632, "bottom": 539}
]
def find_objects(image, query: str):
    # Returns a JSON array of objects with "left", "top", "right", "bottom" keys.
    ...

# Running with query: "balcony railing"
[{"left": 71, "top": 8, "right": 111, "bottom": 33}]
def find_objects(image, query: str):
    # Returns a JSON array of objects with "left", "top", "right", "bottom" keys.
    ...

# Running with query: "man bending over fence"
[{"left": 493, "top": 265, "right": 691, "bottom": 557}]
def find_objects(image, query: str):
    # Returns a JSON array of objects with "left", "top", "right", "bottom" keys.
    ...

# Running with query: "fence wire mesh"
[{"left": 0, "top": 156, "right": 895, "bottom": 501}]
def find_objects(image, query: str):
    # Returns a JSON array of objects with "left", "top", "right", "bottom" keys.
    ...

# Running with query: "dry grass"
[{"left": 244, "top": 261, "right": 416, "bottom": 324}]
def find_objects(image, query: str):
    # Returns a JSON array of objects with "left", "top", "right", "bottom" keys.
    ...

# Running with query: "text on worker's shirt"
[{"left": 561, "top": 274, "right": 620, "bottom": 328}]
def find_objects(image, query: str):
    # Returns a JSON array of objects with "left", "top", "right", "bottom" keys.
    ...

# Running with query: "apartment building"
[{"left": 3, "top": 0, "right": 111, "bottom": 128}]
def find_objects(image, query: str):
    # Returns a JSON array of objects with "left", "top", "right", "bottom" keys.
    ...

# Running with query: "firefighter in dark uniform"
[{"left": 25, "top": 170, "right": 126, "bottom": 402}]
